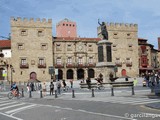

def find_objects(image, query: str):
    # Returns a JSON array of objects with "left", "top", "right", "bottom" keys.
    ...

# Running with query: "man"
[
  {"left": 50, "top": 82, "right": 54, "bottom": 95},
  {"left": 11, "top": 82, "right": 19, "bottom": 96}
]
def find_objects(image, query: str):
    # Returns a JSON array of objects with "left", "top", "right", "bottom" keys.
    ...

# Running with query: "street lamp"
[{"left": 10, "top": 65, "right": 14, "bottom": 85}]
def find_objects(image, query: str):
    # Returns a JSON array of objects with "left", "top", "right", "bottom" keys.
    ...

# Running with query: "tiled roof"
[{"left": 0, "top": 40, "right": 11, "bottom": 48}]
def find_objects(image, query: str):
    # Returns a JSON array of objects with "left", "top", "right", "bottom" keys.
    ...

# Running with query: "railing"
[
  {"left": 115, "top": 62, "right": 122, "bottom": 67},
  {"left": 66, "top": 63, "right": 75, "bottom": 68},
  {"left": 38, "top": 63, "right": 46, "bottom": 68},
  {"left": 126, "top": 62, "right": 132, "bottom": 67},
  {"left": 20, "top": 63, "right": 29, "bottom": 68},
  {"left": 87, "top": 63, "right": 96, "bottom": 67},
  {"left": 55, "top": 63, "right": 64, "bottom": 68}
]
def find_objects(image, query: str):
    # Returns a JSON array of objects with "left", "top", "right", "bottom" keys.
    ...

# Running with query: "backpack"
[{"left": 50, "top": 84, "right": 54, "bottom": 89}]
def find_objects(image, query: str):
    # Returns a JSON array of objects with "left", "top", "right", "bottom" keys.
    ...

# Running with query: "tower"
[
  {"left": 10, "top": 17, "right": 53, "bottom": 82},
  {"left": 56, "top": 18, "right": 77, "bottom": 38}
]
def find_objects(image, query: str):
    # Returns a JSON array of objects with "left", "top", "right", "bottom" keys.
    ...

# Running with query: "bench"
[{"left": 110, "top": 81, "right": 134, "bottom": 96}]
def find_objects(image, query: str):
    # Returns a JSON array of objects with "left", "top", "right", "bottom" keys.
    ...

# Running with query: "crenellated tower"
[
  {"left": 98, "top": 22, "right": 139, "bottom": 77},
  {"left": 11, "top": 17, "right": 53, "bottom": 82}
]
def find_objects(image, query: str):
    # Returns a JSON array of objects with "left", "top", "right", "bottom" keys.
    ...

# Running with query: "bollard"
[
  {"left": 21, "top": 88, "right": 24, "bottom": 97},
  {"left": 55, "top": 90, "right": 58, "bottom": 98},
  {"left": 132, "top": 86, "right": 135, "bottom": 95},
  {"left": 29, "top": 90, "right": 32, "bottom": 98},
  {"left": 151, "top": 86, "right": 154, "bottom": 93},
  {"left": 91, "top": 89, "right": 95, "bottom": 97},
  {"left": 111, "top": 87, "right": 114, "bottom": 96},
  {"left": 40, "top": 90, "right": 43, "bottom": 98},
  {"left": 72, "top": 89, "right": 75, "bottom": 98}
]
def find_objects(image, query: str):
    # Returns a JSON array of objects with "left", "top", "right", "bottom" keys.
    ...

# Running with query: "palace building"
[{"left": 0, "top": 17, "right": 160, "bottom": 83}]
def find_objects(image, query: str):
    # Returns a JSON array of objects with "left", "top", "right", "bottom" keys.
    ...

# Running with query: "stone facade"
[
  {"left": 10, "top": 17, "right": 53, "bottom": 82},
  {"left": 53, "top": 37, "right": 100, "bottom": 80}
]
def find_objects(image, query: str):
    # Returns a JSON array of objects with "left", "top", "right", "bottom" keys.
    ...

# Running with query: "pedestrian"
[
  {"left": 70, "top": 79, "right": 73, "bottom": 88},
  {"left": 26, "top": 82, "right": 30, "bottom": 92},
  {"left": 133, "top": 78, "right": 138, "bottom": 86},
  {"left": 62, "top": 80, "right": 67, "bottom": 91},
  {"left": 50, "top": 82, "right": 54, "bottom": 95},
  {"left": 86, "top": 77, "right": 91, "bottom": 89},
  {"left": 42, "top": 82, "right": 46, "bottom": 96},
  {"left": 56, "top": 80, "right": 61, "bottom": 94}
]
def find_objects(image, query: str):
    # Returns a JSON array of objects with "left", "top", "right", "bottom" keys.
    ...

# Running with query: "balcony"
[
  {"left": 87, "top": 63, "right": 96, "bottom": 67},
  {"left": 126, "top": 62, "right": 132, "bottom": 67},
  {"left": 141, "top": 63, "right": 148, "bottom": 67},
  {"left": 38, "top": 63, "right": 46, "bottom": 68},
  {"left": 115, "top": 62, "right": 122, "bottom": 67},
  {"left": 77, "top": 63, "right": 86, "bottom": 68},
  {"left": 55, "top": 63, "right": 64, "bottom": 68},
  {"left": 20, "top": 63, "right": 29, "bottom": 69},
  {"left": 66, "top": 63, "right": 75, "bottom": 68}
]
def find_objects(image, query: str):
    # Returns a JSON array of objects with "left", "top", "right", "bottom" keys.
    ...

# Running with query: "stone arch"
[
  {"left": 67, "top": 69, "right": 73, "bottom": 79},
  {"left": 88, "top": 69, "right": 95, "bottom": 78},
  {"left": 77, "top": 69, "right": 84, "bottom": 79},
  {"left": 121, "top": 69, "right": 126, "bottom": 76},
  {"left": 58, "top": 69, "right": 63, "bottom": 80}
]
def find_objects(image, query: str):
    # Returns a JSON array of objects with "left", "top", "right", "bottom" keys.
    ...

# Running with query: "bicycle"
[
  {"left": 62, "top": 86, "right": 70, "bottom": 92},
  {"left": 96, "top": 83, "right": 105, "bottom": 90},
  {"left": 7, "top": 90, "right": 22, "bottom": 99}
]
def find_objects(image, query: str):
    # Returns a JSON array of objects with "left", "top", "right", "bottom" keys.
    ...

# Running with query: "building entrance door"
[
  {"left": 121, "top": 69, "right": 126, "bottom": 76},
  {"left": 30, "top": 72, "right": 37, "bottom": 80},
  {"left": 77, "top": 69, "right": 84, "bottom": 79}
]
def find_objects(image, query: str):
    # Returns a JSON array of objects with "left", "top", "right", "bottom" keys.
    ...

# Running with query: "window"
[
  {"left": 127, "top": 33, "right": 131, "bottom": 39},
  {"left": 78, "top": 57, "right": 83, "bottom": 64},
  {"left": 41, "top": 43, "right": 48, "bottom": 50},
  {"left": 39, "top": 58, "right": 45, "bottom": 65},
  {"left": 112, "top": 44, "right": 117, "bottom": 51},
  {"left": 56, "top": 44, "right": 61, "bottom": 51},
  {"left": 88, "top": 57, "right": 93, "bottom": 64},
  {"left": 20, "top": 30, "right": 27, "bottom": 36},
  {"left": 113, "top": 32, "right": 118, "bottom": 39},
  {"left": 88, "top": 45, "right": 93, "bottom": 51},
  {"left": 128, "top": 44, "right": 133, "bottom": 51},
  {"left": 18, "top": 43, "right": 24, "bottom": 50},
  {"left": 67, "top": 57, "right": 72, "bottom": 64},
  {"left": 38, "top": 30, "right": 44, "bottom": 36},
  {"left": 56, "top": 57, "right": 61, "bottom": 65},
  {"left": 21, "top": 58, "right": 27, "bottom": 65},
  {"left": 67, "top": 44, "right": 72, "bottom": 51}
]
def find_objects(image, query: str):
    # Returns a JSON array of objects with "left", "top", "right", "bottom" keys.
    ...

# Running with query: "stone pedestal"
[{"left": 96, "top": 40, "right": 115, "bottom": 82}]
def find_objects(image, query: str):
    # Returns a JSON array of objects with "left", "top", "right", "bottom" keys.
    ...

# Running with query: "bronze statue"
[{"left": 98, "top": 19, "right": 108, "bottom": 40}]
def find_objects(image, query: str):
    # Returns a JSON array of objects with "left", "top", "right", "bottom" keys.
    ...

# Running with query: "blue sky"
[{"left": 0, "top": 0, "right": 160, "bottom": 48}]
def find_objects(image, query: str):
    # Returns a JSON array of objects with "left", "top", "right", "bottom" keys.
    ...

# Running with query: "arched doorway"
[
  {"left": 77, "top": 69, "right": 84, "bottom": 79},
  {"left": 88, "top": 69, "right": 95, "bottom": 78},
  {"left": 121, "top": 69, "right": 126, "bottom": 76},
  {"left": 30, "top": 72, "right": 37, "bottom": 80},
  {"left": 67, "top": 69, "right": 73, "bottom": 79},
  {"left": 58, "top": 69, "right": 63, "bottom": 80}
]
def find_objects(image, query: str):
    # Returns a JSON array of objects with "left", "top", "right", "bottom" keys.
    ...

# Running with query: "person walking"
[
  {"left": 42, "top": 82, "right": 46, "bottom": 96},
  {"left": 49, "top": 82, "right": 54, "bottom": 95},
  {"left": 56, "top": 80, "right": 61, "bottom": 94},
  {"left": 70, "top": 79, "right": 73, "bottom": 88},
  {"left": 86, "top": 77, "right": 91, "bottom": 89}
]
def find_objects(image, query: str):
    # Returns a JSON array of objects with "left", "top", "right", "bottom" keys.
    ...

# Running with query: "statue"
[{"left": 98, "top": 19, "right": 108, "bottom": 40}]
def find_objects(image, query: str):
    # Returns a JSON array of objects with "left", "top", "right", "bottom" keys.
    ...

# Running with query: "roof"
[
  {"left": 0, "top": 40, "right": 11, "bottom": 48},
  {"left": 53, "top": 37, "right": 101, "bottom": 41}
]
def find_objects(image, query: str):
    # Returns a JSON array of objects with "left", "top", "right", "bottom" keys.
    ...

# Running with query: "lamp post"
[{"left": 10, "top": 65, "right": 14, "bottom": 85}]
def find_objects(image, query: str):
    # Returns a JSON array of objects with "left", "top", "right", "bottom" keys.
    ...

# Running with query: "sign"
[
  {"left": 49, "top": 66, "right": 54, "bottom": 74},
  {"left": 2, "top": 70, "right": 7, "bottom": 77},
  {"left": 55, "top": 69, "right": 58, "bottom": 75}
]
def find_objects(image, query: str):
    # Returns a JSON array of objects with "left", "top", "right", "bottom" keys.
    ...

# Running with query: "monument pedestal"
[{"left": 96, "top": 40, "right": 115, "bottom": 82}]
